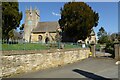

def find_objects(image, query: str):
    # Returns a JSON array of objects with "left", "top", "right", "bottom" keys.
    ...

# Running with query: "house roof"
[
  {"left": 32, "top": 21, "right": 59, "bottom": 33},
  {"left": 90, "top": 29, "right": 95, "bottom": 36}
]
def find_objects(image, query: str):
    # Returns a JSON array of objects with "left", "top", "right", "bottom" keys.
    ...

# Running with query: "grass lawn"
[
  {"left": 2, "top": 43, "right": 49, "bottom": 51},
  {"left": 64, "top": 43, "right": 81, "bottom": 49},
  {"left": 2, "top": 43, "right": 82, "bottom": 51}
]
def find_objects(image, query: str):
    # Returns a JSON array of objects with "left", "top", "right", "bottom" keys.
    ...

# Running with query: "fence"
[{"left": 1, "top": 39, "right": 90, "bottom": 51}]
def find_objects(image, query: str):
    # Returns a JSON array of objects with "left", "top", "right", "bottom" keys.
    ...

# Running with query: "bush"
[
  {"left": 95, "top": 44, "right": 100, "bottom": 51},
  {"left": 105, "top": 41, "right": 114, "bottom": 58}
]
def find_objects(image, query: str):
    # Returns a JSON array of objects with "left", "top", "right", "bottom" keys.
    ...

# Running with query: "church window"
[{"left": 38, "top": 35, "right": 42, "bottom": 41}]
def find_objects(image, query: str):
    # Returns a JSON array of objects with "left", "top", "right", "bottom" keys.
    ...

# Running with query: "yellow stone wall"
[{"left": 2, "top": 48, "right": 90, "bottom": 77}]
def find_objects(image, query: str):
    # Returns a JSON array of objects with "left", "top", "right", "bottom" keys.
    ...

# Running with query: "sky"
[{"left": 18, "top": 2, "right": 118, "bottom": 36}]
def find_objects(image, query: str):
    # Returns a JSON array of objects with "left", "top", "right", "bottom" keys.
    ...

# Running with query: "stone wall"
[
  {"left": 1, "top": 48, "right": 90, "bottom": 77},
  {"left": 31, "top": 32, "right": 56, "bottom": 43}
]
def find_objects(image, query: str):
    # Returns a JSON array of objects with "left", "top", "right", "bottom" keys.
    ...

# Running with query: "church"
[
  {"left": 23, "top": 8, "right": 96, "bottom": 44},
  {"left": 23, "top": 8, "right": 58, "bottom": 43}
]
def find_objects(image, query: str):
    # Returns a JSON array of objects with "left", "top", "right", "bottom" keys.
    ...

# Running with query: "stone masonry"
[{"left": 1, "top": 48, "right": 90, "bottom": 78}]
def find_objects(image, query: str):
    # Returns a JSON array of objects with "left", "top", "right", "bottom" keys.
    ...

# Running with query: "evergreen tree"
[
  {"left": 59, "top": 2, "right": 99, "bottom": 41},
  {"left": 97, "top": 27, "right": 108, "bottom": 44},
  {"left": 2, "top": 2, "right": 22, "bottom": 40}
]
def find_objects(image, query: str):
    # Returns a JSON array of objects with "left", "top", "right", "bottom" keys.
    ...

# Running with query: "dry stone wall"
[{"left": 1, "top": 48, "right": 90, "bottom": 77}]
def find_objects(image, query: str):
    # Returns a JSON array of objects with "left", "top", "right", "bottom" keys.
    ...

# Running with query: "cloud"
[{"left": 52, "top": 12, "right": 60, "bottom": 16}]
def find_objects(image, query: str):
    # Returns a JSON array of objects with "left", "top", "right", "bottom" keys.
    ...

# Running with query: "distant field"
[{"left": 2, "top": 43, "right": 81, "bottom": 51}]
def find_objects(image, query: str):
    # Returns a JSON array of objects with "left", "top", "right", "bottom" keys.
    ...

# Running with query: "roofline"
[
  {"left": 31, "top": 31, "right": 56, "bottom": 33},
  {"left": 41, "top": 21, "right": 58, "bottom": 22}
]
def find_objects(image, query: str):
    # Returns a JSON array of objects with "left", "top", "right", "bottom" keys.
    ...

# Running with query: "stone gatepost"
[
  {"left": 90, "top": 41, "right": 96, "bottom": 57},
  {"left": 114, "top": 39, "right": 120, "bottom": 60}
]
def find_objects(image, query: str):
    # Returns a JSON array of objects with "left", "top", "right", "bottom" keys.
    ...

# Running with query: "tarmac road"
[{"left": 12, "top": 57, "right": 118, "bottom": 79}]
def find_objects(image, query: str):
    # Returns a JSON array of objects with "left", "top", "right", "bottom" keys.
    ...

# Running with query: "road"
[{"left": 12, "top": 57, "right": 118, "bottom": 79}]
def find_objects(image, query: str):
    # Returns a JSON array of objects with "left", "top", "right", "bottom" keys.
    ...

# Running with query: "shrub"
[
  {"left": 95, "top": 44, "right": 100, "bottom": 51},
  {"left": 105, "top": 41, "right": 114, "bottom": 58}
]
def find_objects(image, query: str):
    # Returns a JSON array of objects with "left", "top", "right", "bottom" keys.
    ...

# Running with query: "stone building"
[
  {"left": 23, "top": 8, "right": 58, "bottom": 43},
  {"left": 23, "top": 8, "right": 96, "bottom": 44},
  {"left": 77, "top": 29, "right": 96, "bottom": 44},
  {"left": 31, "top": 22, "right": 58, "bottom": 43},
  {"left": 85, "top": 29, "right": 96, "bottom": 44}
]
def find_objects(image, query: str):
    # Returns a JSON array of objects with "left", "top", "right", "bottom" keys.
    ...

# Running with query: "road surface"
[{"left": 12, "top": 57, "right": 118, "bottom": 79}]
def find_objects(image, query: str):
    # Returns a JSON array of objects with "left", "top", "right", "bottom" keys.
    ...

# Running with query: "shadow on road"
[{"left": 73, "top": 69, "right": 112, "bottom": 80}]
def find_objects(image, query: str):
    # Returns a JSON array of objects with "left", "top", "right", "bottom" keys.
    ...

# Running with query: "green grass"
[
  {"left": 2, "top": 43, "right": 49, "bottom": 51},
  {"left": 2, "top": 43, "right": 82, "bottom": 51},
  {"left": 64, "top": 43, "right": 81, "bottom": 49}
]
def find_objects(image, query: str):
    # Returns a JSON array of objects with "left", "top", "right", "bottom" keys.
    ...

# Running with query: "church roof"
[{"left": 32, "top": 21, "right": 58, "bottom": 33}]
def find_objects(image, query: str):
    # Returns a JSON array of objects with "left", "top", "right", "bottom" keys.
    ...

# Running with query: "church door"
[{"left": 45, "top": 37, "right": 49, "bottom": 44}]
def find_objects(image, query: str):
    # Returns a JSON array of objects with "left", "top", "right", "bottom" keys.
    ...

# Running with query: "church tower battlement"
[{"left": 24, "top": 7, "right": 40, "bottom": 42}]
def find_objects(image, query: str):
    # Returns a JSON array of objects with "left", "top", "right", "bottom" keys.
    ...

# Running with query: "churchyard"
[
  {"left": 1, "top": 1, "right": 119, "bottom": 79},
  {"left": 2, "top": 42, "right": 82, "bottom": 51}
]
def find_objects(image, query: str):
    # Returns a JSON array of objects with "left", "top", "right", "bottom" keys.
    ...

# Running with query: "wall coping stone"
[{"left": 1, "top": 48, "right": 89, "bottom": 56}]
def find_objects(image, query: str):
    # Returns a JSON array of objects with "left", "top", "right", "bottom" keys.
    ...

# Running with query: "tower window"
[{"left": 30, "top": 12, "right": 32, "bottom": 17}]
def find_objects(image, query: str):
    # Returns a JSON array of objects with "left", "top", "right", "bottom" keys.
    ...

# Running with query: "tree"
[
  {"left": 20, "top": 24, "right": 24, "bottom": 30},
  {"left": 0, "top": 27, "right": 2, "bottom": 39},
  {"left": 118, "top": 32, "right": 120, "bottom": 41},
  {"left": 105, "top": 40, "right": 114, "bottom": 58},
  {"left": 97, "top": 27, "right": 108, "bottom": 44},
  {"left": 97, "top": 27, "right": 107, "bottom": 39},
  {"left": 110, "top": 33, "right": 117, "bottom": 41},
  {"left": 8, "top": 29, "right": 14, "bottom": 40},
  {"left": 98, "top": 35, "right": 109, "bottom": 44},
  {"left": 59, "top": 2, "right": 99, "bottom": 42},
  {"left": 2, "top": 2, "right": 22, "bottom": 40},
  {"left": 8, "top": 29, "right": 23, "bottom": 40}
]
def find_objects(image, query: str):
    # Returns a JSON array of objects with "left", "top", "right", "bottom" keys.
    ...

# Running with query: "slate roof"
[{"left": 32, "top": 21, "right": 59, "bottom": 33}]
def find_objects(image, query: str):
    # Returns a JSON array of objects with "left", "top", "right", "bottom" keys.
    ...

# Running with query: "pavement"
[
  {"left": 11, "top": 57, "right": 119, "bottom": 79},
  {"left": 96, "top": 51, "right": 112, "bottom": 57}
]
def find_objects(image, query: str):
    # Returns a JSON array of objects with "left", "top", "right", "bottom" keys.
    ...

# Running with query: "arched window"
[
  {"left": 38, "top": 35, "right": 42, "bottom": 41},
  {"left": 45, "top": 37, "right": 50, "bottom": 44}
]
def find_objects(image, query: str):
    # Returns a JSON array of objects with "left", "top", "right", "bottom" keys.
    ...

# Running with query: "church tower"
[{"left": 24, "top": 7, "right": 40, "bottom": 42}]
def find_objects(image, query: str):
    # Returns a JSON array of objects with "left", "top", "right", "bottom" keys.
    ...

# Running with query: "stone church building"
[
  {"left": 24, "top": 8, "right": 58, "bottom": 43},
  {"left": 23, "top": 8, "right": 96, "bottom": 44}
]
